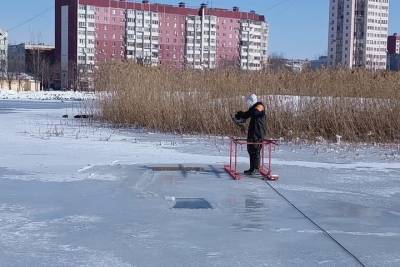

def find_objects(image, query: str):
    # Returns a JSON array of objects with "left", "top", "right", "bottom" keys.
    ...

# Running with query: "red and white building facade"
[{"left": 55, "top": 0, "right": 269, "bottom": 88}]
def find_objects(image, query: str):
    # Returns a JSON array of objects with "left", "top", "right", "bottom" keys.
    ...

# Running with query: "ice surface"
[{"left": 0, "top": 100, "right": 399, "bottom": 266}]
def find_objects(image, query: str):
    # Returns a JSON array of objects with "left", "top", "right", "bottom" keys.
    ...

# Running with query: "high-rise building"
[
  {"left": 327, "top": 0, "right": 389, "bottom": 70},
  {"left": 0, "top": 29, "right": 8, "bottom": 75},
  {"left": 387, "top": 33, "right": 400, "bottom": 71},
  {"left": 55, "top": 0, "right": 269, "bottom": 89},
  {"left": 387, "top": 33, "right": 400, "bottom": 54}
]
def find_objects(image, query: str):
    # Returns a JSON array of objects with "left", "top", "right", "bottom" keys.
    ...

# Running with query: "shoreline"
[{"left": 0, "top": 89, "right": 96, "bottom": 102}]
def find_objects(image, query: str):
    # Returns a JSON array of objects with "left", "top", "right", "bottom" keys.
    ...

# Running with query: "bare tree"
[
  {"left": 6, "top": 71, "right": 15, "bottom": 90},
  {"left": 30, "top": 46, "right": 42, "bottom": 91},
  {"left": 0, "top": 59, "right": 6, "bottom": 89},
  {"left": 40, "top": 58, "right": 54, "bottom": 90},
  {"left": 68, "top": 60, "right": 79, "bottom": 91},
  {"left": 17, "top": 73, "right": 23, "bottom": 92},
  {"left": 36, "top": 57, "right": 51, "bottom": 90}
]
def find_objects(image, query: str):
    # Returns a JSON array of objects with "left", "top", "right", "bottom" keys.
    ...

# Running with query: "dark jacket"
[{"left": 236, "top": 102, "right": 267, "bottom": 142}]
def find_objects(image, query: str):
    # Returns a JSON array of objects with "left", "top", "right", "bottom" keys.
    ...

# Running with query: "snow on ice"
[{"left": 0, "top": 89, "right": 96, "bottom": 101}]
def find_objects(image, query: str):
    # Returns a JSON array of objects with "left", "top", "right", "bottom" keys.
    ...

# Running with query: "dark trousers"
[{"left": 247, "top": 143, "right": 262, "bottom": 171}]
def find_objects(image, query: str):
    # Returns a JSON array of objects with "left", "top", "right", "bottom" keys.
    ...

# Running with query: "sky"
[{"left": 0, "top": 0, "right": 399, "bottom": 59}]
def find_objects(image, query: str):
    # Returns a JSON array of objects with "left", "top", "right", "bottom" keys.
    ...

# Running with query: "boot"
[
  {"left": 244, "top": 169, "right": 256, "bottom": 175},
  {"left": 245, "top": 154, "right": 256, "bottom": 175}
]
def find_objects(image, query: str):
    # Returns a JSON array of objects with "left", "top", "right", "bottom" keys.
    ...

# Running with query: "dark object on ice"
[
  {"left": 149, "top": 164, "right": 204, "bottom": 178},
  {"left": 62, "top": 114, "right": 68, "bottom": 118},
  {"left": 149, "top": 165, "right": 223, "bottom": 179},
  {"left": 173, "top": 198, "right": 213, "bottom": 209},
  {"left": 234, "top": 94, "right": 267, "bottom": 173},
  {"left": 150, "top": 165, "right": 204, "bottom": 172},
  {"left": 74, "top": 114, "right": 94, "bottom": 119}
]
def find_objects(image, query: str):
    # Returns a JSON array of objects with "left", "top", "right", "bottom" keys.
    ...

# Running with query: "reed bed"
[{"left": 95, "top": 62, "right": 400, "bottom": 143}]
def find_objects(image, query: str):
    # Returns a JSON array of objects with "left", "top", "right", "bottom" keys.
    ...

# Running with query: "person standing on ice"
[{"left": 234, "top": 94, "right": 267, "bottom": 175}]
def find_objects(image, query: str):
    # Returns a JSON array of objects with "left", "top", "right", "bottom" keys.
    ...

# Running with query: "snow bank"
[{"left": 0, "top": 89, "right": 96, "bottom": 101}]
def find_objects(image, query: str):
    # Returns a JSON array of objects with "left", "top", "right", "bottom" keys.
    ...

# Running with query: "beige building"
[
  {"left": 1, "top": 74, "right": 41, "bottom": 91},
  {"left": 328, "top": 0, "right": 389, "bottom": 70}
]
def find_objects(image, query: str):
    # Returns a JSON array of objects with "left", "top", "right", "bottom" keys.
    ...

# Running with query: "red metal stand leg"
[
  {"left": 225, "top": 139, "right": 241, "bottom": 180},
  {"left": 229, "top": 139, "right": 232, "bottom": 169},
  {"left": 259, "top": 142, "right": 279, "bottom": 181},
  {"left": 234, "top": 142, "right": 239, "bottom": 179},
  {"left": 232, "top": 140, "right": 240, "bottom": 180},
  {"left": 259, "top": 142, "right": 269, "bottom": 179},
  {"left": 261, "top": 143, "right": 265, "bottom": 169},
  {"left": 268, "top": 144, "right": 272, "bottom": 176}
]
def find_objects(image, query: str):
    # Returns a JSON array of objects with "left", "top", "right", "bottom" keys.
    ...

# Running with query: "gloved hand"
[{"left": 235, "top": 111, "right": 245, "bottom": 119}]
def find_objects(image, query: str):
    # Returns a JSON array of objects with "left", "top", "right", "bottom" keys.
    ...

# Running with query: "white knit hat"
[{"left": 246, "top": 94, "right": 258, "bottom": 108}]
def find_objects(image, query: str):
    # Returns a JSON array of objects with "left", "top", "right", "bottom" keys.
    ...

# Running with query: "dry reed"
[{"left": 95, "top": 62, "right": 400, "bottom": 143}]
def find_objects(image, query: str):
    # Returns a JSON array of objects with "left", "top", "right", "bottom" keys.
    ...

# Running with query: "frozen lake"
[{"left": 0, "top": 100, "right": 399, "bottom": 266}]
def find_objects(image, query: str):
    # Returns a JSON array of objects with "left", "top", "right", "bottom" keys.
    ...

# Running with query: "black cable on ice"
[{"left": 264, "top": 181, "right": 366, "bottom": 267}]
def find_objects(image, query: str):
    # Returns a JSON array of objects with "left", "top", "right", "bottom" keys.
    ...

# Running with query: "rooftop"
[
  {"left": 78, "top": 0, "right": 266, "bottom": 21},
  {"left": 9, "top": 43, "right": 55, "bottom": 50}
]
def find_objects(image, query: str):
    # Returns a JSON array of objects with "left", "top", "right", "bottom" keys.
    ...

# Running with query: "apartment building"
[
  {"left": 240, "top": 18, "right": 269, "bottom": 70},
  {"left": 327, "top": 0, "right": 389, "bottom": 70},
  {"left": 0, "top": 29, "right": 8, "bottom": 74},
  {"left": 387, "top": 33, "right": 400, "bottom": 54},
  {"left": 125, "top": 8, "right": 159, "bottom": 66},
  {"left": 55, "top": 0, "right": 269, "bottom": 88},
  {"left": 185, "top": 11, "right": 217, "bottom": 69},
  {"left": 387, "top": 33, "right": 400, "bottom": 70}
]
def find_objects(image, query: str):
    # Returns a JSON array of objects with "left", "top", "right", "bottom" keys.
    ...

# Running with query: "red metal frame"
[{"left": 224, "top": 138, "right": 279, "bottom": 181}]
